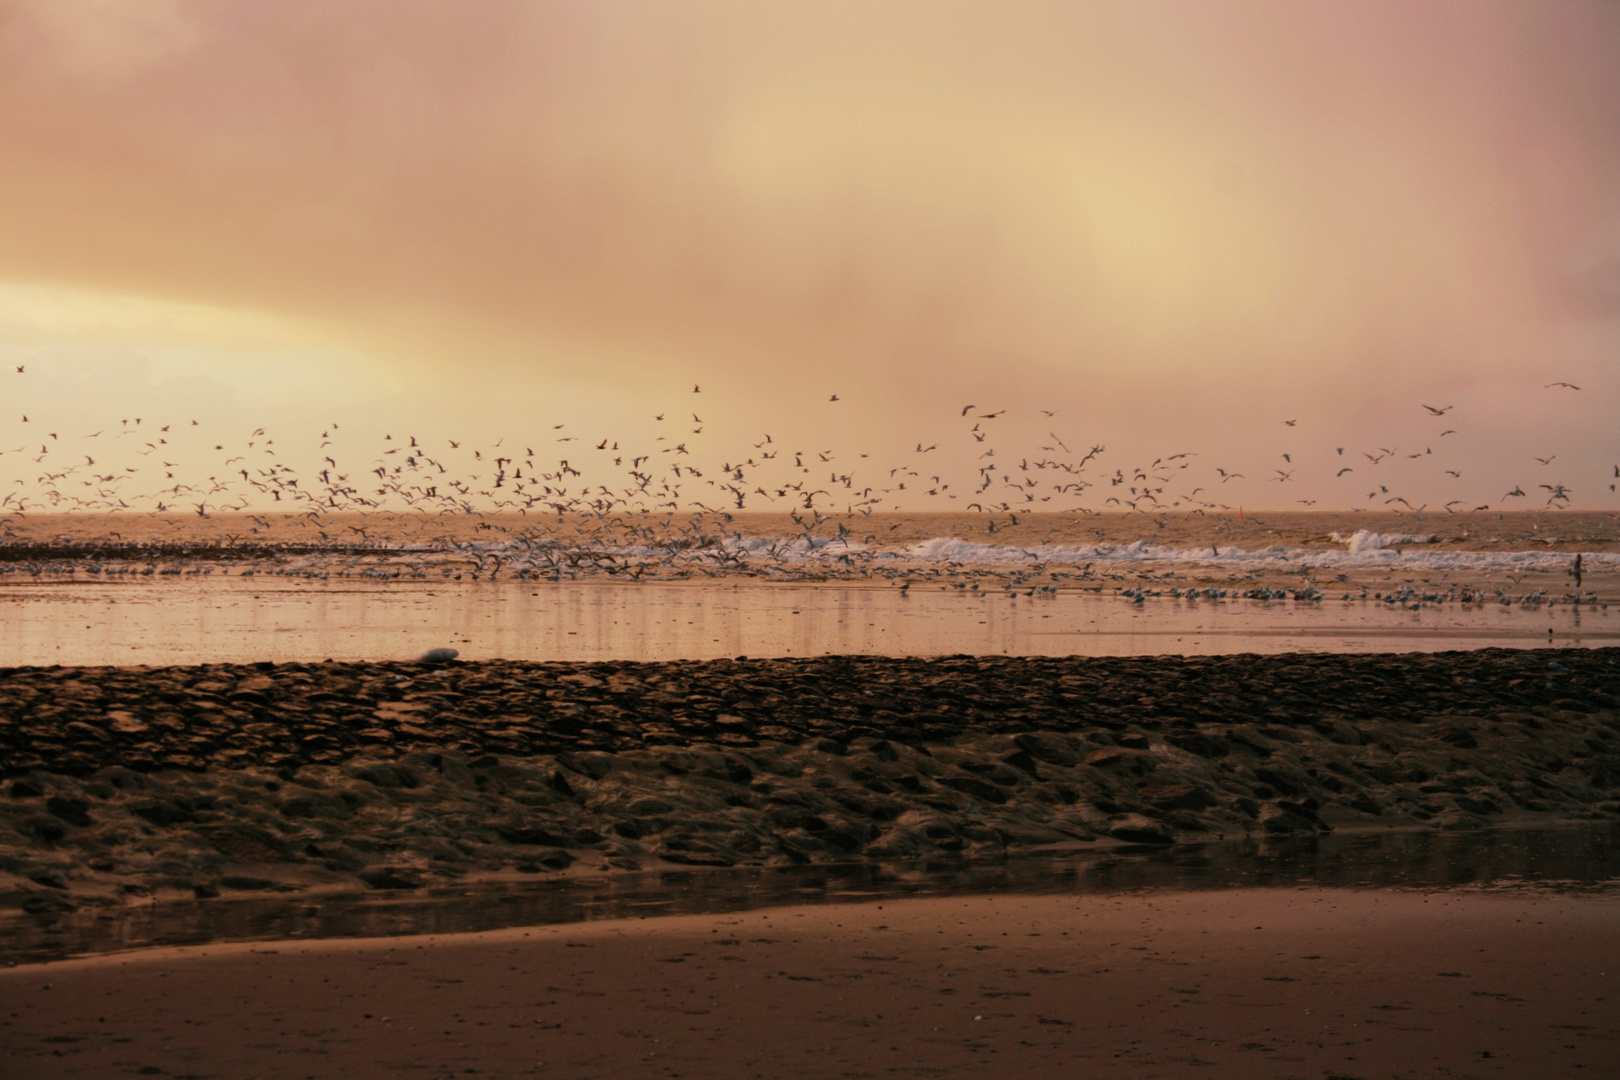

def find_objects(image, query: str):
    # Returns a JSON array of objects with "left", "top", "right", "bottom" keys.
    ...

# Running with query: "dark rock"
[
  {"left": 1107, "top": 815, "right": 1174, "bottom": 844},
  {"left": 1001, "top": 750, "right": 1041, "bottom": 777},
  {"left": 1013, "top": 732, "right": 1081, "bottom": 766},
  {"left": 218, "top": 875, "right": 290, "bottom": 891},
  {"left": 940, "top": 775, "right": 1009, "bottom": 804},
  {"left": 532, "top": 848, "right": 574, "bottom": 869},
  {"left": 1276, "top": 799, "right": 1322, "bottom": 822},
  {"left": 657, "top": 835, "right": 737, "bottom": 865},
  {"left": 44, "top": 797, "right": 92, "bottom": 827},
  {"left": 1165, "top": 731, "right": 1230, "bottom": 758},
  {"left": 805, "top": 819, "right": 873, "bottom": 851},
  {"left": 1348, "top": 794, "right": 1384, "bottom": 815},
  {"left": 8, "top": 779, "right": 43, "bottom": 799},
  {"left": 958, "top": 761, "right": 1024, "bottom": 786},
  {"left": 132, "top": 800, "right": 197, "bottom": 827},
  {"left": 658, "top": 849, "right": 735, "bottom": 866},
  {"left": 24, "top": 817, "right": 67, "bottom": 844},
  {"left": 358, "top": 866, "right": 425, "bottom": 889},
  {"left": 556, "top": 752, "right": 612, "bottom": 780},
  {"left": 1257, "top": 804, "right": 1320, "bottom": 834},
  {"left": 22, "top": 894, "right": 77, "bottom": 914},
  {"left": 1141, "top": 784, "right": 1215, "bottom": 811},
  {"left": 1253, "top": 768, "right": 1306, "bottom": 797},
  {"left": 498, "top": 826, "right": 573, "bottom": 847},
  {"left": 27, "top": 872, "right": 67, "bottom": 890},
  {"left": 1435, "top": 727, "right": 1479, "bottom": 749},
  {"left": 279, "top": 794, "right": 350, "bottom": 820},
  {"left": 348, "top": 763, "right": 418, "bottom": 789},
  {"left": 192, "top": 883, "right": 220, "bottom": 899}
]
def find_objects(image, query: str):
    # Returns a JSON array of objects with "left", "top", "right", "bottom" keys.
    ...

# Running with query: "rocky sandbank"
[{"left": 2, "top": 649, "right": 1617, "bottom": 912}]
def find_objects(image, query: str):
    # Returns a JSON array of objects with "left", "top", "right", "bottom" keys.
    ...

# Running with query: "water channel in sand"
[
  {"left": 5, "top": 825, "right": 1615, "bottom": 965},
  {"left": 0, "top": 577, "right": 1615, "bottom": 666}
]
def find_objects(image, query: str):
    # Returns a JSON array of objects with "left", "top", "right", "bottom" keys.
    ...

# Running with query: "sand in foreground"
[{"left": 3, "top": 888, "right": 1615, "bottom": 1079}]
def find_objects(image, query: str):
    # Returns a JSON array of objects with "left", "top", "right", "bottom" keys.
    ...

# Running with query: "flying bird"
[
  {"left": 1544, "top": 381, "right": 1579, "bottom": 390},
  {"left": 1421, "top": 404, "right": 1452, "bottom": 415}
]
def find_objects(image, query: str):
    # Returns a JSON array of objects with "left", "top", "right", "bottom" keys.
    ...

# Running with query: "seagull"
[
  {"left": 1544, "top": 381, "right": 1579, "bottom": 390},
  {"left": 1534, "top": 455, "right": 1556, "bottom": 466},
  {"left": 961, "top": 405, "right": 975, "bottom": 416},
  {"left": 1283, "top": 419, "right": 1297, "bottom": 426},
  {"left": 1421, "top": 404, "right": 1452, "bottom": 415},
  {"left": 829, "top": 394, "right": 839, "bottom": 402}
]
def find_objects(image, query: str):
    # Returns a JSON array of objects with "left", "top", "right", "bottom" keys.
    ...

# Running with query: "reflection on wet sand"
[
  {"left": 6, "top": 824, "right": 1615, "bottom": 967},
  {"left": 0, "top": 577, "right": 1614, "bottom": 666}
]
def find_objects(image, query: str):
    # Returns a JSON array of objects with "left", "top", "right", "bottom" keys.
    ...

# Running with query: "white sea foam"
[
  {"left": 470, "top": 532, "right": 1611, "bottom": 575},
  {"left": 1330, "top": 530, "right": 1437, "bottom": 554},
  {"left": 13, "top": 529, "right": 1605, "bottom": 581}
]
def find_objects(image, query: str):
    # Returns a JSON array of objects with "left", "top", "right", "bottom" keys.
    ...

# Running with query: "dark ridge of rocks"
[
  {"left": 0, "top": 540, "right": 388, "bottom": 564},
  {"left": 1, "top": 649, "right": 1617, "bottom": 777},
  {"left": 0, "top": 650, "right": 1617, "bottom": 904}
]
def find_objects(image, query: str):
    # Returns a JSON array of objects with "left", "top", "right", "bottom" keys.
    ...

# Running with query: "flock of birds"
[{"left": 1, "top": 365, "right": 1612, "bottom": 549}]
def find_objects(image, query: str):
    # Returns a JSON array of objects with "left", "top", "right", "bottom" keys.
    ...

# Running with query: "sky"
[{"left": 1, "top": 0, "right": 1617, "bottom": 514}]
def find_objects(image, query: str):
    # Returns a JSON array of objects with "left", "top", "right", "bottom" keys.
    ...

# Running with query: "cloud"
[
  {"left": 0, "top": 1, "right": 1615, "bottom": 505},
  {"left": 4, "top": 0, "right": 198, "bottom": 83}
]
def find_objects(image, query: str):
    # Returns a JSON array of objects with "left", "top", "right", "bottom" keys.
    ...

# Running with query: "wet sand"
[
  {"left": 4, "top": 887, "right": 1615, "bottom": 1079},
  {"left": 2, "top": 576, "right": 1615, "bottom": 668}
]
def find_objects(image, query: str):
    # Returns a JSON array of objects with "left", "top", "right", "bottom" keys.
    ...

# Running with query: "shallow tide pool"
[{"left": 1, "top": 577, "right": 1614, "bottom": 666}]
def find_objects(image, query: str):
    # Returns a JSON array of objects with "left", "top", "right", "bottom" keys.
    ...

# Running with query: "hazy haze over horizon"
[{"left": 1, "top": 0, "right": 1617, "bottom": 513}]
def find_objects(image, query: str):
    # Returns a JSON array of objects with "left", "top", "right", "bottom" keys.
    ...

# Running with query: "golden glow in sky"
[{"left": 1, "top": 1, "right": 1616, "bottom": 510}]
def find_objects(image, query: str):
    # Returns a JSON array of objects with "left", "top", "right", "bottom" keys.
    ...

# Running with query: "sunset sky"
[{"left": 1, "top": 0, "right": 1616, "bottom": 512}]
